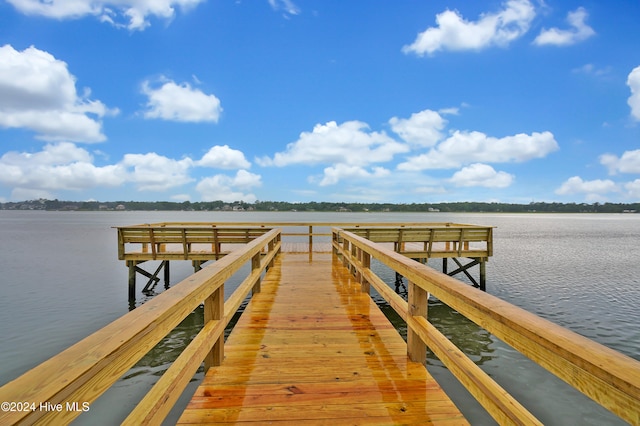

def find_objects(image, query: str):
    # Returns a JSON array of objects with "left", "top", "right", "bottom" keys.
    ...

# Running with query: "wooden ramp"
[{"left": 177, "top": 252, "right": 467, "bottom": 425}]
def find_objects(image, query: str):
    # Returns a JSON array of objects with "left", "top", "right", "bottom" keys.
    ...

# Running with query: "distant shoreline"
[{"left": 2, "top": 199, "right": 638, "bottom": 214}]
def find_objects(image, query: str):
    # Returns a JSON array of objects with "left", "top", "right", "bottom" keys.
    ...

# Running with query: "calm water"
[{"left": 1, "top": 211, "right": 638, "bottom": 425}]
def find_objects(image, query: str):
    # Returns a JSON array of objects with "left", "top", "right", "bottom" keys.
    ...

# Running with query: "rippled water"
[{"left": 1, "top": 211, "right": 638, "bottom": 424}]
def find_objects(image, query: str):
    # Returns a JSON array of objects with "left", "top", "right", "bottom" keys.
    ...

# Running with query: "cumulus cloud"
[
  {"left": 0, "top": 137, "right": 257, "bottom": 199},
  {"left": 402, "top": 0, "right": 535, "bottom": 56},
  {"left": 256, "top": 120, "right": 411, "bottom": 186},
  {"left": 5, "top": 0, "right": 205, "bottom": 31},
  {"left": 0, "top": 142, "right": 125, "bottom": 198},
  {"left": 555, "top": 176, "right": 618, "bottom": 201},
  {"left": 121, "top": 152, "right": 194, "bottom": 191},
  {"left": 0, "top": 45, "right": 116, "bottom": 142},
  {"left": 600, "top": 149, "right": 640, "bottom": 175},
  {"left": 141, "top": 78, "right": 222, "bottom": 123},
  {"left": 533, "top": 7, "right": 595, "bottom": 46},
  {"left": 389, "top": 109, "right": 447, "bottom": 147},
  {"left": 196, "top": 170, "right": 261, "bottom": 202},
  {"left": 318, "top": 165, "right": 390, "bottom": 186},
  {"left": 198, "top": 145, "right": 251, "bottom": 169},
  {"left": 398, "top": 130, "right": 558, "bottom": 171},
  {"left": 627, "top": 66, "right": 640, "bottom": 121},
  {"left": 258, "top": 120, "right": 408, "bottom": 167},
  {"left": 450, "top": 163, "right": 514, "bottom": 188}
]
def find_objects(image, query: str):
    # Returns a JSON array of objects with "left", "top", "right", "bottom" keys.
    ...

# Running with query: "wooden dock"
[
  {"left": 178, "top": 252, "right": 466, "bottom": 425},
  {"left": 2, "top": 223, "right": 638, "bottom": 425}
]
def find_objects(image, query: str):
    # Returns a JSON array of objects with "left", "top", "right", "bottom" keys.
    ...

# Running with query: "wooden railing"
[
  {"left": 0, "top": 229, "right": 282, "bottom": 425},
  {"left": 116, "top": 225, "right": 273, "bottom": 260},
  {"left": 332, "top": 228, "right": 640, "bottom": 425},
  {"left": 344, "top": 225, "right": 492, "bottom": 258},
  {"left": 116, "top": 221, "right": 492, "bottom": 258}
]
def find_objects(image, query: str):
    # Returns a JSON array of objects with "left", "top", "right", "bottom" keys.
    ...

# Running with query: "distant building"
[{"left": 115, "top": 204, "right": 126, "bottom": 211}]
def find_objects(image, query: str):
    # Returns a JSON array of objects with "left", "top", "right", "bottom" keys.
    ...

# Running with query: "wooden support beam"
[
  {"left": 164, "top": 261, "right": 170, "bottom": 289},
  {"left": 128, "top": 261, "right": 136, "bottom": 301}
]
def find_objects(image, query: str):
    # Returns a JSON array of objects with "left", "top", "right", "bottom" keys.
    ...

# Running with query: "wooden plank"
[{"left": 178, "top": 253, "right": 466, "bottom": 425}]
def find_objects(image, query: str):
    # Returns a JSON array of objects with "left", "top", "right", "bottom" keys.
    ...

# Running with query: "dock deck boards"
[{"left": 177, "top": 252, "right": 467, "bottom": 425}]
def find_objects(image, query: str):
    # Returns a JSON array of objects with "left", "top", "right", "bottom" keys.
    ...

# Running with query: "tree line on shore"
[{"left": 2, "top": 198, "right": 638, "bottom": 213}]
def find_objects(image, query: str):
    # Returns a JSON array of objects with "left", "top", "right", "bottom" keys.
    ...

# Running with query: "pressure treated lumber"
[{"left": 177, "top": 253, "right": 467, "bottom": 425}]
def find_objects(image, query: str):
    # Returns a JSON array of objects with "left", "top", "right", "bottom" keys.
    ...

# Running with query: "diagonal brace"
[{"left": 448, "top": 258, "right": 480, "bottom": 288}]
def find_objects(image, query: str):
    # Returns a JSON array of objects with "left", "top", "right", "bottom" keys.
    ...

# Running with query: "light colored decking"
[{"left": 177, "top": 252, "right": 467, "bottom": 425}]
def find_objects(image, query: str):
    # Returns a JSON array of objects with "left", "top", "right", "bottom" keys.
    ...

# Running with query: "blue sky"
[{"left": 1, "top": 0, "right": 639, "bottom": 204}]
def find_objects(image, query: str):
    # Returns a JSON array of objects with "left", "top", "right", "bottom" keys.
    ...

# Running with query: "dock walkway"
[
  {"left": 3, "top": 224, "right": 637, "bottom": 425},
  {"left": 178, "top": 252, "right": 467, "bottom": 425}
]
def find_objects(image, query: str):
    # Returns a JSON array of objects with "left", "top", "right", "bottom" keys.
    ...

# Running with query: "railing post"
[
  {"left": 355, "top": 248, "right": 363, "bottom": 282},
  {"left": 350, "top": 243, "right": 357, "bottom": 274},
  {"left": 361, "top": 251, "right": 370, "bottom": 294},
  {"left": 204, "top": 284, "right": 224, "bottom": 371},
  {"left": 309, "top": 225, "right": 313, "bottom": 252},
  {"left": 252, "top": 252, "right": 261, "bottom": 294},
  {"left": 342, "top": 239, "right": 349, "bottom": 267},
  {"left": 407, "top": 280, "right": 428, "bottom": 363},
  {"left": 267, "top": 239, "right": 275, "bottom": 268}
]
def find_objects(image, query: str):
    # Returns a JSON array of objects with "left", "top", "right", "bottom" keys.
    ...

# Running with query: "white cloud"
[
  {"left": 402, "top": 0, "right": 535, "bottom": 56},
  {"left": 533, "top": 7, "right": 595, "bottom": 46},
  {"left": 318, "top": 165, "right": 390, "bottom": 186},
  {"left": 450, "top": 163, "right": 514, "bottom": 188},
  {"left": 627, "top": 66, "right": 640, "bottom": 121},
  {"left": 389, "top": 109, "right": 447, "bottom": 147},
  {"left": 600, "top": 149, "right": 640, "bottom": 175},
  {"left": 198, "top": 145, "right": 251, "bottom": 169},
  {"left": 121, "top": 152, "right": 193, "bottom": 191},
  {"left": 268, "top": 0, "right": 299, "bottom": 17},
  {"left": 233, "top": 169, "right": 262, "bottom": 189},
  {"left": 259, "top": 120, "right": 409, "bottom": 167},
  {"left": 572, "top": 63, "right": 611, "bottom": 77},
  {"left": 0, "top": 45, "right": 116, "bottom": 142},
  {"left": 398, "top": 130, "right": 558, "bottom": 171},
  {"left": 196, "top": 170, "right": 261, "bottom": 202},
  {"left": 555, "top": 176, "right": 619, "bottom": 200},
  {"left": 6, "top": 0, "right": 205, "bottom": 31},
  {"left": 625, "top": 179, "right": 640, "bottom": 199},
  {"left": 141, "top": 78, "right": 222, "bottom": 123},
  {"left": 0, "top": 142, "right": 125, "bottom": 198}
]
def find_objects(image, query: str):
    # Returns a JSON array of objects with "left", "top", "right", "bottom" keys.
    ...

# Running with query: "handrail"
[
  {"left": 333, "top": 228, "right": 640, "bottom": 425},
  {"left": 115, "top": 221, "right": 493, "bottom": 259},
  {"left": 0, "top": 229, "right": 282, "bottom": 425}
]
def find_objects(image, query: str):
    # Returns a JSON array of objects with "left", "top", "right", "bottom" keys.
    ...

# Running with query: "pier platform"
[
  {"left": 2, "top": 223, "right": 638, "bottom": 425},
  {"left": 177, "top": 252, "right": 467, "bottom": 425}
]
